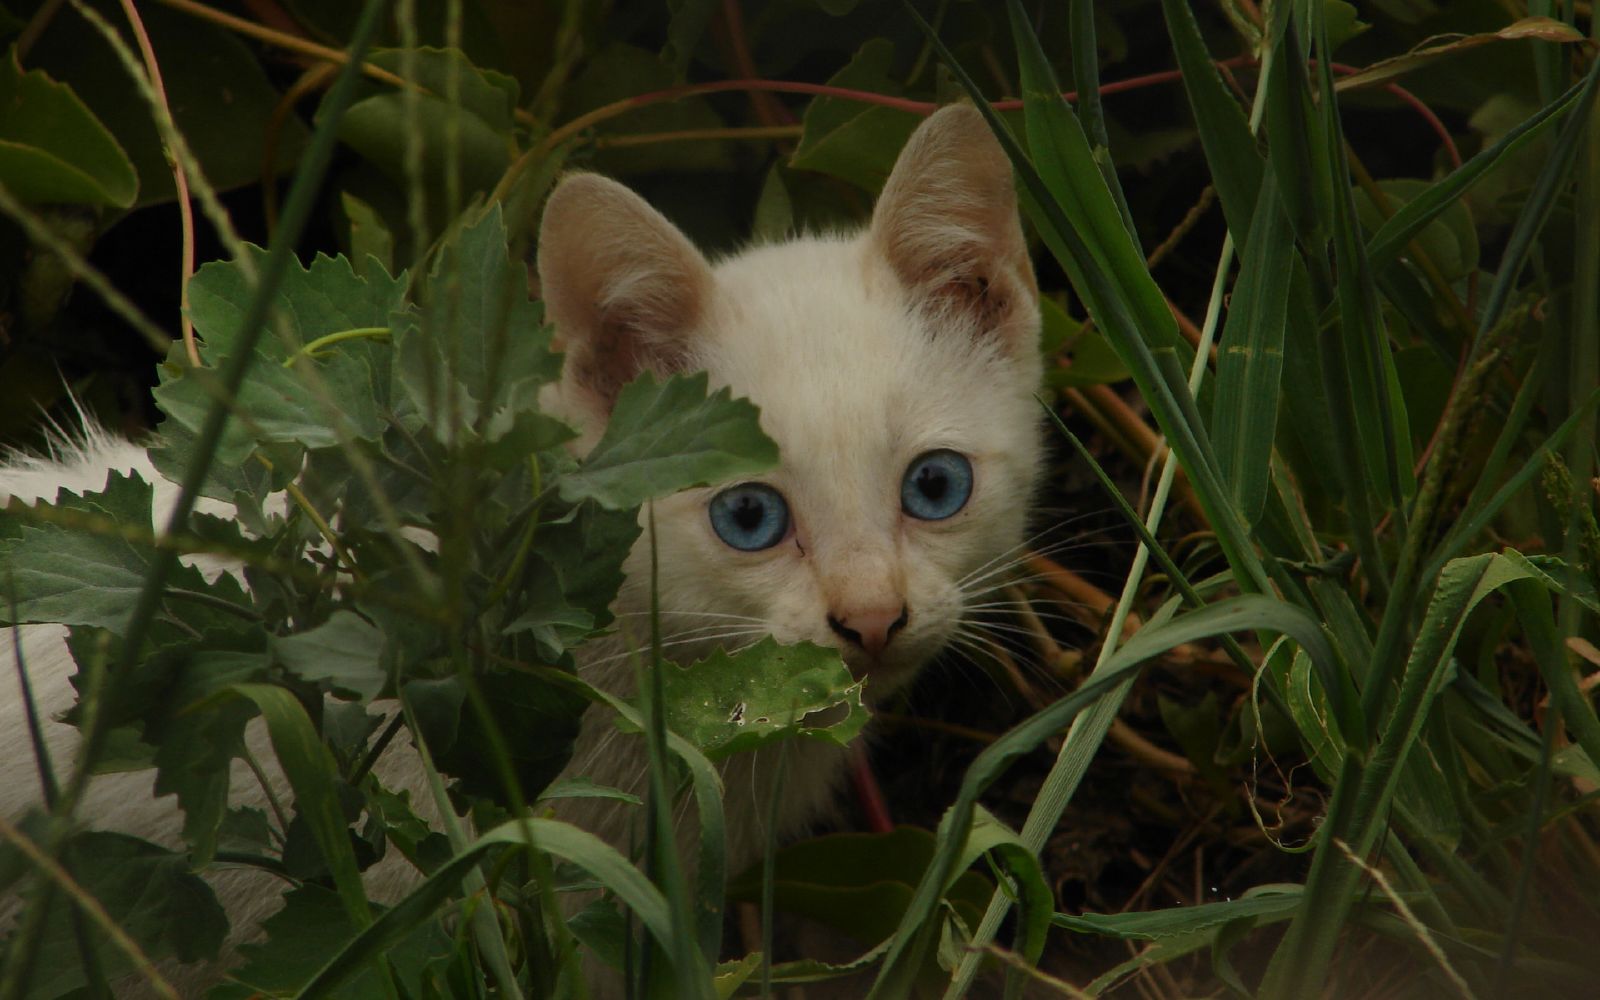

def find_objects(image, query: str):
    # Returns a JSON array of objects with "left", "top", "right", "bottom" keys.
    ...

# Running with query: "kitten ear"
[
  {"left": 538, "top": 173, "right": 714, "bottom": 410},
  {"left": 869, "top": 103, "right": 1038, "bottom": 356}
]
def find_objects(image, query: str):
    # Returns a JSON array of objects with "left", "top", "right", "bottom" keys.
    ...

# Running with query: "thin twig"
[{"left": 116, "top": 0, "right": 199, "bottom": 365}]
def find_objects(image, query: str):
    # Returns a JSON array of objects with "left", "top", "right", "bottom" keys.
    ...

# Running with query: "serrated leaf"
[
  {"left": 4, "top": 831, "right": 227, "bottom": 997},
  {"left": 393, "top": 204, "right": 562, "bottom": 442},
  {"left": 225, "top": 884, "right": 451, "bottom": 997},
  {"left": 560, "top": 372, "right": 779, "bottom": 509},
  {"left": 0, "top": 471, "right": 247, "bottom": 634},
  {"left": 154, "top": 248, "right": 406, "bottom": 451},
  {"left": 657, "top": 638, "right": 866, "bottom": 760},
  {"left": 0, "top": 51, "right": 136, "bottom": 207},
  {"left": 149, "top": 632, "right": 271, "bottom": 863},
  {"left": 273, "top": 610, "right": 387, "bottom": 702}
]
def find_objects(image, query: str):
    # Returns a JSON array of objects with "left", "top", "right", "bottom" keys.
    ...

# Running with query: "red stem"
[{"left": 850, "top": 743, "right": 895, "bottom": 834}]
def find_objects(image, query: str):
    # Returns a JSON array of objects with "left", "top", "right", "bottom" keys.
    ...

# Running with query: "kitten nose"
[{"left": 827, "top": 604, "right": 909, "bottom": 657}]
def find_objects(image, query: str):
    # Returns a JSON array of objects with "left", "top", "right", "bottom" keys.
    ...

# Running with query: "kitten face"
[{"left": 540, "top": 104, "right": 1042, "bottom": 697}]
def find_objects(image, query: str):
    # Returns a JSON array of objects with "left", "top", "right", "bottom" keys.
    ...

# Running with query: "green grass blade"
[
  {"left": 1002, "top": 0, "right": 1186, "bottom": 362},
  {"left": 1479, "top": 56, "right": 1600, "bottom": 329},
  {"left": 1158, "top": 0, "right": 1264, "bottom": 243},
  {"left": 1312, "top": 12, "right": 1412, "bottom": 523},
  {"left": 1067, "top": 0, "right": 1141, "bottom": 252},
  {"left": 1263, "top": 551, "right": 1564, "bottom": 997},
  {"left": 1210, "top": 172, "right": 1294, "bottom": 525},
  {"left": 1366, "top": 76, "right": 1587, "bottom": 270},
  {"left": 971, "top": 0, "right": 1270, "bottom": 592},
  {"left": 228, "top": 685, "right": 371, "bottom": 925},
  {"left": 869, "top": 595, "right": 1342, "bottom": 998},
  {"left": 1509, "top": 579, "right": 1600, "bottom": 786},
  {"left": 296, "top": 818, "right": 675, "bottom": 999}
]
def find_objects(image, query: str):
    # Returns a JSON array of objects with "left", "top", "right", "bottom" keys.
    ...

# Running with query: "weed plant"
[{"left": 0, "top": 1, "right": 1597, "bottom": 997}]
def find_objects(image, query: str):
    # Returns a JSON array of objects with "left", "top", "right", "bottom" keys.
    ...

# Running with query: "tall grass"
[{"left": 0, "top": 1, "right": 1596, "bottom": 998}]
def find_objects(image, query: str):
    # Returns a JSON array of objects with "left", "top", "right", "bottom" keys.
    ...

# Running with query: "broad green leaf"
[
  {"left": 0, "top": 52, "right": 136, "bottom": 208},
  {"left": 272, "top": 610, "right": 387, "bottom": 702},
  {"left": 1355, "top": 179, "right": 1479, "bottom": 282},
  {"left": 0, "top": 472, "right": 244, "bottom": 633},
  {"left": 531, "top": 499, "right": 642, "bottom": 633},
  {"left": 559, "top": 372, "right": 779, "bottom": 510},
  {"left": 424, "top": 669, "right": 586, "bottom": 806},
  {"left": 656, "top": 639, "right": 866, "bottom": 759},
  {"left": 225, "top": 884, "right": 451, "bottom": 997},
  {"left": 1041, "top": 300, "right": 1132, "bottom": 388},
  {"left": 392, "top": 203, "right": 562, "bottom": 441},
  {"left": 790, "top": 39, "right": 920, "bottom": 193},
  {"left": 561, "top": 43, "right": 732, "bottom": 176},
  {"left": 23, "top": 3, "right": 308, "bottom": 206},
  {"left": 663, "top": 0, "right": 718, "bottom": 75},
  {"left": 1159, "top": 0, "right": 1263, "bottom": 242},
  {"left": 150, "top": 633, "right": 272, "bottom": 864},
  {"left": 1366, "top": 76, "right": 1585, "bottom": 271},
  {"left": 154, "top": 248, "right": 406, "bottom": 451},
  {"left": 329, "top": 47, "right": 519, "bottom": 207},
  {"left": 4, "top": 831, "right": 227, "bottom": 997},
  {"left": 340, "top": 192, "right": 395, "bottom": 277}
]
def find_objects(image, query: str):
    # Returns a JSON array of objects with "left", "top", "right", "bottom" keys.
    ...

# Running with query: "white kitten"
[{"left": 0, "top": 103, "right": 1042, "bottom": 992}]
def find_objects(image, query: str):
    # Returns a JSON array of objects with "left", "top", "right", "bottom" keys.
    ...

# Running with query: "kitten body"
[{"left": 0, "top": 104, "right": 1042, "bottom": 991}]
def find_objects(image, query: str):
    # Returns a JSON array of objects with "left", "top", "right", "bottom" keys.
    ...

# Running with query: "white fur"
[{"left": 1, "top": 104, "right": 1043, "bottom": 995}]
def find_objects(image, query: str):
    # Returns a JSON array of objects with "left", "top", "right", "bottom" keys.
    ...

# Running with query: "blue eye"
[
  {"left": 709, "top": 483, "right": 789, "bottom": 551},
  {"left": 901, "top": 450, "right": 973, "bottom": 520}
]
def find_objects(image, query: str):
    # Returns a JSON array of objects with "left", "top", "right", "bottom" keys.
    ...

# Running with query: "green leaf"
[
  {"left": 1365, "top": 75, "right": 1585, "bottom": 271},
  {"left": 656, "top": 639, "right": 866, "bottom": 760},
  {"left": 224, "top": 884, "right": 452, "bottom": 997},
  {"left": 663, "top": 0, "right": 718, "bottom": 75},
  {"left": 22, "top": 3, "right": 308, "bottom": 206},
  {"left": 1355, "top": 179, "right": 1479, "bottom": 282},
  {"left": 296, "top": 817, "right": 677, "bottom": 999},
  {"left": 0, "top": 51, "right": 136, "bottom": 208},
  {"left": 272, "top": 610, "right": 387, "bottom": 702},
  {"left": 1040, "top": 298, "right": 1133, "bottom": 388},
  {"left": 1211, "top": 174, "right": 1294, "bottom": 525},
  {"left": 150, "top": 632, "right": 272, "bottom": 864},
  {"left": 154, "top": 248, "right": 406, "bottom": 451},
  {"left": 562, "top": 43, "right": 733, "bottom": 176},
  {"left": 0, "top": 471, "right": 243, "bottom": 634},
  {"left": 5, "top": 831, "right": 228, "bottom": 996},
  {"left": 729, "top": 827, "right": 992, "bottom": 940},
  {"left": 1057, "top": 883, "right": 1305, "bottom": 939},
  {"left": 425, "top": 669, "right": 586, "bottom": 806},
  {"left": 392, "top": 203, "right": 562, "bottom": 440},
  {"left": 1157, "top": 0, "right": 1264, "bottom": 243},
  {"left": 330, "top": 47, "right": 518, "bottom": 206},
  {"left": 560, "top": 372, "right": 779, "bottom": 510},
  {"left": 789, "top": 40, "right": 921, "bottom": 193},
  {"left": 223, "top": 684, "right": 373, "bottom": 928}
]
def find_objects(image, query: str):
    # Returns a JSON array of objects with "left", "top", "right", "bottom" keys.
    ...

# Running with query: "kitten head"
[{"left": 539, "top": 104, "right": 1043, "bottom": 696}]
